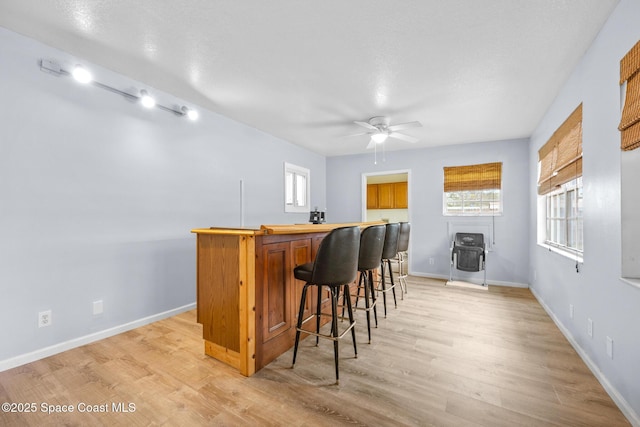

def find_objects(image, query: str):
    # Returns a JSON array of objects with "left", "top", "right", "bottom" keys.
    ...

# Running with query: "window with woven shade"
[
  {"left": 537, "top": 104, "right": 582, "bottom": 195},
  {"left": 619, "top": 40, "right": 640, "bottom": 151},
  {"left": 537, "top": 104, "right": 583, "bottom": 255},
  {"left": 443, "top": 162, "right": 502, "bottom": 216}
]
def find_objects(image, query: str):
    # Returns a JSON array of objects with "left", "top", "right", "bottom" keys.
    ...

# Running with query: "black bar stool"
[
  {"left": 352, "top": 224, "right": 386, "bottom": 343},
  {"left": 396, "top": 222, "right": 411, "bottom": 298},
  {"left": 379, "top": 222, "right": 399, "bottom": 317},
  {"left": 291, "top": 226, "right": 360, "bottom": 384}
]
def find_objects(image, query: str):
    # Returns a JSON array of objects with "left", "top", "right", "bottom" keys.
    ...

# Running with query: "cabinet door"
[
  {"left": 394, "top": 182, "right": 408, "bottom": 208},
  {"left": 367, "top": 184, "right": 379, "bottom": 209},
  {"left": 378, "top": 183, "right": 395, "bottom": 209},
  {"left": 261, "top": 242, "right": 292, "bottom": 342}
]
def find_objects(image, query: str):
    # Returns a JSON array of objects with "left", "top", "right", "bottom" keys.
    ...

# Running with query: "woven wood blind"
[
  {"left": 537, "top": 104, "right": 583, "bottom": 195},
  {"left": 443, "top": 162, "right": 502, "bottom": 192},
  {"left": 620, "top": 40, "right": 640, "bottom": 151}
]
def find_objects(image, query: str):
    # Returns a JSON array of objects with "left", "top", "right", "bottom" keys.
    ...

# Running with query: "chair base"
[
  {"left": 377, "top": 258, "right": 398, "bottom": 317},
  {"left": 395, "top": 251, "right": 408, "bottom": 299},
  {"left": 292, "top": 282, "right": 357, "bottom": 385},
  {"left": 449, "top": 253, "right": 487, "bottom": 286},
  {"left": 296, "top": 311, "right": 357, "bottom": 342},
  {"left": 350, "top": 270, "right": 378, "bottom": 343}
]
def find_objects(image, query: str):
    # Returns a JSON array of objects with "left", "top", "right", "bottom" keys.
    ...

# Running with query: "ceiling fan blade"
[
  {"left": 366, "top": 138, "right": 376, "bottom": 149},
  {"left": 388, "top": 121, "right": 422, "bottom": 132},
  {"left": 389, "top": 132, "right": 418, "bottom": 143},
  {"left": 343, "top": 131, "right": 371, "bottom": 138},
  {"left": 354, "top": 121, "right": 378, "bottom": 131}
]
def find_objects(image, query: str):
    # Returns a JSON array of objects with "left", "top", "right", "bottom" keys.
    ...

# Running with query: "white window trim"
[
  {"left": 284, "top": 162, "right": 310, "bottom": 213},
  {"left": 537, "top": 178, "right": 583, "bottom": 262},
  {"left": 442, "top": 189, "right": 503, "bottom": 217}
]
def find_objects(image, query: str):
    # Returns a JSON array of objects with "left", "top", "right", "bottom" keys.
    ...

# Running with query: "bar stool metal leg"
[{"left": 292, "top": 283, "right": 310, "bottom": 367}]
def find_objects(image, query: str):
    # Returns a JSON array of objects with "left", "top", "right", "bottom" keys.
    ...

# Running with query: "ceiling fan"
[{"left": 350, "top": 116, "right": 422, "bottom": 149}]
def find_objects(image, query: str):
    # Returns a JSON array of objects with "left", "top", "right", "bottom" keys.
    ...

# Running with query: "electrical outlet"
[
  {"left": 569, "top": 304, "right": 574, "bottom": 319},
  {"left": 587, "top": 318, "right": 593, "bottom": 337},
  {"left": 606, "top": 336, "right": 614, "bottom": 359},
  {"left": 93, "top": 300, "right": 103, "bottom": 315},
  {"left": 38, "top": 310, "right": 52, "bottom": 328},
  {"left": 429, "top": 257, "right": 434, "bottom": 265}
]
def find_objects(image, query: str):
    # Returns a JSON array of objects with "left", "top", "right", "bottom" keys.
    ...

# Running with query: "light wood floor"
[{"left": 0, "top": 277, "right": 630, "bottom": 426}]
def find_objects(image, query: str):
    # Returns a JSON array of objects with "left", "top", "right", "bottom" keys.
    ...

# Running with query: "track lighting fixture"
[{"left": 39, "top": 59, "right": 199, "bottom": 121}]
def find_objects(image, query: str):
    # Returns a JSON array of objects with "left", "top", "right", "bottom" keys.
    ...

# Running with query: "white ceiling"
[{"left": 0, "top": 0, "right": 619, "bottom": 156}]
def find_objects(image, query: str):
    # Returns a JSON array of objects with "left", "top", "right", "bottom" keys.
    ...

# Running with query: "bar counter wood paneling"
[{"left": 191, "top": 222, "right": 382, "bottom": 376}]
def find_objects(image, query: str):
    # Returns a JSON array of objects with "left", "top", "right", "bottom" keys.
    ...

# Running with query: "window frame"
[
  {"left": 541, "top": 177, "right": 583, "bottom": 257},
  {"left": 443, "top": 188, "right": 503, "bottom": 216},
  {"left": 284, "top": 162, "right": 310, "bottom": 213}
]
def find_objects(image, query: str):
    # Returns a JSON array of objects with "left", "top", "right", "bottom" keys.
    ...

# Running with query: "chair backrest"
[
  {"left": 358, "top": 225, "right": 386, "bottom": 271},
  {"left": 452, "top": 232, "right": 485, "bottom": 272},
  {"left": 454, "top": 232, "right": 484, "bottom": 249},
  {"left": 397, "top": 222, "right": 411, "bottom": 252},
  {"left": 381, "top": 222, "right": 400, "bottom": 260},
  {"left": 311, "top": 226, "right": 360, "bottom": 286}
]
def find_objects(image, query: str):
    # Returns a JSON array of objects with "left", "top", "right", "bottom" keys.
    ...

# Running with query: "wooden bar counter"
[{"left": 191, "top": 222, "right": 381, "bottom": 376}]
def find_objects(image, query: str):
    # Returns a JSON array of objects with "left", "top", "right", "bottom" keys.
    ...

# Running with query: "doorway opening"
[{"left": 362, "top": 170, "right": 410, "bottom": 223}]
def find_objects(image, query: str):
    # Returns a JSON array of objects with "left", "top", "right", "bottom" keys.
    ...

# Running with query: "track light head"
[
  {"left": 139, "top": 90, "right": 156, "bottom": 108},
  {"left": 72, "top": 65, "right": 92, "bottom": 84},
  {"left": 181, "top": 106, "right": 199, "bottom": 121}
]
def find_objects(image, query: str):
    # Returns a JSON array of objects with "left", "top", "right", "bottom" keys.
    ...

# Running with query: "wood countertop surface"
[{"left": 191, "top": 221, "right": 385, "bottom": 236}]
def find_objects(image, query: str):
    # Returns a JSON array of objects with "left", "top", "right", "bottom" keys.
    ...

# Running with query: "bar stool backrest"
[
  {"left": 381, "top": 223, "right": 400, "bottom": 261},
  {"left": 397, "top": 222, "right": 411, "bottom": 252},
  {"left": 311, "top": 226, "right": 360, "bottom": 286},
  {"left": 358, "top": 225, "right": 386, "bottom": 272}
]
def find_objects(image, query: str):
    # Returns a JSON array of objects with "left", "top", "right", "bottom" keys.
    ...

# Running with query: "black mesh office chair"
[
  {"left": 292, "top": 226, "right": 360, "bottom": 384},
  {"left": 449, "top": 232, "right": 487, "bottom": 286}
]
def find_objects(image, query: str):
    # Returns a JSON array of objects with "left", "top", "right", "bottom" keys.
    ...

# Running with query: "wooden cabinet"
[
  {"left": 255, "top": 234, "right": 325, "bottom": 368},
  {"left": 394, "top": 182, "right": 408, "bottom": 208},
  {"left": 378, "top": 183, "right": 395, "bottom": 208},
  {"left": 367, "top": 184, "right": 379, "bottom": 209},
  {"left": 367, "top": 182, "right": 408, "bottom": 209},
  {"left": 194, "top": 224, "right": 372, "bottom": 376}
]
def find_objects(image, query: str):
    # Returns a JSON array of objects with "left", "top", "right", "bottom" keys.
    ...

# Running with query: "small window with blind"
[
  {"left": 443, "top": 162, "right": 502, "bottom": 216},
  {"left": 537, "top": 104, "right": 583, "bottom": 256}
]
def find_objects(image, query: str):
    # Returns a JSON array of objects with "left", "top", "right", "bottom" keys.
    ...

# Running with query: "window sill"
[
  {"left": 537, "top": 242, "right": 583, "bottom": 264},
  {"left": 620, "top": 277, "right": 640, "bottom": 290},
  {"left": 443, "top": 213, "right": 503, "bottom": 217}
]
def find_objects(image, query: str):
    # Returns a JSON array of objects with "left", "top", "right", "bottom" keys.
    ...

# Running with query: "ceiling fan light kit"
[
  {"left": 350, "top": 116, "right": 422, "bottom": 159},
  {"left": 371, "top": 131, "right": 388, "bottom": 144}
]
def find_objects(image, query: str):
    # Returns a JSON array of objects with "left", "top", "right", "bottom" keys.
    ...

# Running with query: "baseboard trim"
[
  {"left": 410, "top": 271, "right": 529, "bottom": 288},
  {"left": 0, "top": 302, "right": 196, "bottom": 373},
  {"left": 530, "top": 288, "right": 640, "bottom": 427}
]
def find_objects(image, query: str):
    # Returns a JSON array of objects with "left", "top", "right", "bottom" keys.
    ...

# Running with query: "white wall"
[
  {"left": 528, "top": 0, "right": 640, "bottom": 422},
  {"left": 0, "top": 27, "right": 326, "bottom": 367},
  {"left": 327, "top": 138, "right": 530, "bottom": 287}
]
